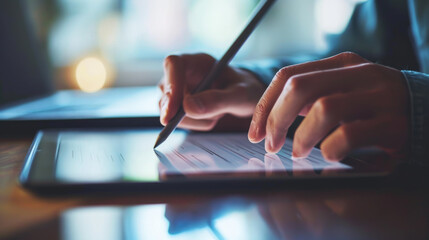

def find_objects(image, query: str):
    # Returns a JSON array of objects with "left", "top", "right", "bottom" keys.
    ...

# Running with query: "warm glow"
[{"left": 75, "top": 57, "right": 107, "bottom": 93}]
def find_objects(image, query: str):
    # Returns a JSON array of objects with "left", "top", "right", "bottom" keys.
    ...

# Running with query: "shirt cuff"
[{"left": 402, "top": 70, "right": 429, "bottom": 166}]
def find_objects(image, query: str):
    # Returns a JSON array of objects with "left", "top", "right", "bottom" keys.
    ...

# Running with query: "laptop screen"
[{"left": 0, "top": 0, "right": 53, "bottom": 106}]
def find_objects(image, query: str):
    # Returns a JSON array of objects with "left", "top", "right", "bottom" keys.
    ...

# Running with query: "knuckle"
[
  {"left": 313, "top": 97, "right": 335, "bottom": 118},
  {"left": 340, "top": 51, "right": 358, "bottom": 58},
  {"left": 274, "top": 67, "right": 297, "bottom": 87},
  {"left": 275, "top": 67, "right": 293, "bottom": 81},
  {"left": 208, "top": 91, "right": 224, "bottom": 110},
  {"left": 255, "top": 97, "right": 269, "bottom": 116},
  {"left": 268, "top": 77, "right": 283, "bottom": 92},
  {"left": 163, "top": 55, "right": 180, "bottom": 68},
  {"left": 233, "top": 83, "right": 248, "bottom": 93},
  {"left": 359, "top": 62, "right": 378, "bottom": 70},
  {"left": 199, "top": 53, "right": 215, "bottom": 62},
  {"left": 286, "top": 76, "right": 305, "bottom": 94},
  {"left": 359, "top": 63, "right": 385, "bottom": 80},
  {"left": 339, "top": 51, "right": 361, "bottom": 61},
  {"left": 185, "top": 53, "right": 215, "bottom": 66}
]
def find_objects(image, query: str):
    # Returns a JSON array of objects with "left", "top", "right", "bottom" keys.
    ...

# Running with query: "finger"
[
  {"left": 161, "top": 54, "right": 216, "bottom": 124},
  {"left": 161, "top": 55, "right": 185, "bottom": 124},
  {"left": 265, "top": 63, "right": 380, "bottom": 153},
  {"left": 293, "top": 91, "right": 383, "bottom": 158},
  {"left": 180, "top": 53, "right": 217, "bottom": 92},
  {"left": 159, "top": 93, "right": 172, "bottom": 125},
  {"left": 177, "top": 116, "right": 219, "bottom": 131},
  {"left": 320, "top": 115, "right": 409, "bottom": 161},
  {"left": 183, "top": 85, "right": 256, "bottom": 119},
  {"left": 249, "top": 52, "right": 369, "bottom": 143}
]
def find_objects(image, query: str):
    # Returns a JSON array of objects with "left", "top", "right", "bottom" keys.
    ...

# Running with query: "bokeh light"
[
  {"left": 315, "top": 0, "right": 357, "bottom": 34},
  {"left": 314, "top": 0, "right": 367, "bottom": 50},
  {"left": 188, "top": 0, "right": 253, "bottom": 50},
  {"left": 75, "top": 57, "right": 107, "bottom": 93}
]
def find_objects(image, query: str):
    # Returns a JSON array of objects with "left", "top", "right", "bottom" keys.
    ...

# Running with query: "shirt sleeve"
[
  {"left": 402, "top": 71, "right": 429, "bottom": 166},
  {"left": 237, "top": 0, "right": 429, "bottom": 165},
  {"left": 408, "top": 0, "right": 429, "bottom": 73},
  {"left": 235, "top": 55, "right": 322, "bottom": 86}
]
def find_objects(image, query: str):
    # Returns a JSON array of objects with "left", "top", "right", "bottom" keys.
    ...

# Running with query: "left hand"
[{"left": 248, "top": 52, "right": 410, "bottom": 161}]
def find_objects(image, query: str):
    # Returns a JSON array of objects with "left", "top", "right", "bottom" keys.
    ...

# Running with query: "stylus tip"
[{"left": 153, "top": 136, "right": 162, "bottom": 149}]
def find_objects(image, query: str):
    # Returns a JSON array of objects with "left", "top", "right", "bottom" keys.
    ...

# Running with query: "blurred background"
[{"left": 26, "top": 0, "right": 366, "bottom": 92}]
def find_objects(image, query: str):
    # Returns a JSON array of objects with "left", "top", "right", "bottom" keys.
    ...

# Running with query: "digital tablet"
[{"left": 19, "top": 129, "right": 395, "bottom": 194}]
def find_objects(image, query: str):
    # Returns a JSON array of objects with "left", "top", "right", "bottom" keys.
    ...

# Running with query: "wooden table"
[{"left": 1, "top": 136, "right": 429, "bottom": 239}]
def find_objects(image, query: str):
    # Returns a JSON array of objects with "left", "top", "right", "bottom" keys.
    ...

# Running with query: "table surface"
[{"left": 1, "top": 136, "right": 429, "bottom": 240}]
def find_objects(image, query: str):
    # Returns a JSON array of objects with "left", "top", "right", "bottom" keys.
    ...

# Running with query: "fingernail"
[
  {"left": 293, "top": 144, "right": 311, "bottom": 159},
  {"left": 265, "top": 134, "right": 274, "bottom": 153},
  {"left": 187, "top": 97, "right": 205, "bottom": 113},
  {"left": 293, "top": 147, "right": 309, "bottom": 159},
  {"left": 292, "top": 143, "right": 301, "bottom": 158},
  {"left": 248, "top": 121, "right": 259, "bottom": 142},
  {"left": 161, "top": 96, "right": 169, "bottom": 110},
  {"left": 161, "top": 106, "right": 168, "bottom": 125},
  {"left": 160, "top": 96, "right": 169, "bottom": 125},
  {"left": 292, "top": 150, "right": 302, "bottom": 159},
  {"left": 323, "top": 153, "right": 343, "bottom": 163}
]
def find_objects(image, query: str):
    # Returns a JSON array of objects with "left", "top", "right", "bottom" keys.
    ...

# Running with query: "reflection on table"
[{"left": 55, "top": 191, "right": 428, "bottom": 240}]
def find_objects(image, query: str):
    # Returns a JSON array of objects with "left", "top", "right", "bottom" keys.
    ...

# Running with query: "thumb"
[{"left": 183, "top": 86, "right": 255, "bottom": 119}]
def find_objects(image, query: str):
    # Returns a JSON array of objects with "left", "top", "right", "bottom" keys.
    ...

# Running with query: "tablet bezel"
[{"left": 19, "top": 129, "right": 397, "bottom": 195}]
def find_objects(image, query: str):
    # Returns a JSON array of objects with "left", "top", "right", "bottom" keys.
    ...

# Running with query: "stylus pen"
[{"left": 154, "top": 0, "right": 277, "bottom": 149}]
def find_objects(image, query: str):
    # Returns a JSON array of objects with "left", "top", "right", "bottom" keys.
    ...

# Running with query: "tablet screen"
[
  {"left": 154, "top": 133, "right": 352, "bottom": 179},
  {"left": 50, "top": 130, "right": 352, "bottom": 183},
  {"left": 21, "top": 129, "right": 389, "bottom": 188}
]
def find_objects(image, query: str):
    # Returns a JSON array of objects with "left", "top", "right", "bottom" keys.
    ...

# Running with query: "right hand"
[{"left": 159, "top": 53, "right": 265, "bottom": 131}]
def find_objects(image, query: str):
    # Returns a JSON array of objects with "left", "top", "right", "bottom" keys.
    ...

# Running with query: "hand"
[
  {"left": 159, "top": 53, "right": 265, "bottom": 131},
  {"left": 248, "top": 52, "right": 410, "bottom": 161}
]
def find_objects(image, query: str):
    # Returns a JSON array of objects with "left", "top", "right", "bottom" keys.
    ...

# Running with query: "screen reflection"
[
  {"left": 61, "top": 197, "right": 277, "bottom": 240},
  {"left": 155, "top": 133, "right": 351, "bottom": 179},
  {"left": 60, "top": 192, "right": 427, "bottom": 240},
  {"left": 54, "top": 131, "right": 351, "bottom": 183}
]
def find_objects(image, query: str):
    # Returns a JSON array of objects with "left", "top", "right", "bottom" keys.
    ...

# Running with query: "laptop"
[{"left": 0, "top": 1, "right": 161, "bottom": 134}]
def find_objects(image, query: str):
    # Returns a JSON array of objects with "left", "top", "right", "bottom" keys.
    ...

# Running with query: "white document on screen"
[
  {"left": 155, "top": 133, "right": 351, "bottom": 177},
  {"left": 55, "top": 131, "right": 351, "bottom": 182}
]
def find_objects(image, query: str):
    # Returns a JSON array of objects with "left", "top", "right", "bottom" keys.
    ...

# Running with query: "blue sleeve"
[
  {"left": 408, "top": 0, "right": 429, "bottom": 73},
  {"left": 236, "top": 55, "right": 322, "bottom": 86},
  {"left": 402, "top": 71, "right": 429, "bottom": 166},
  {"left": 402, "top": 0, "right": 429, "bottom": 165},
  {"left": 238, "top": 0, "right": 429, "bottom": 165}
]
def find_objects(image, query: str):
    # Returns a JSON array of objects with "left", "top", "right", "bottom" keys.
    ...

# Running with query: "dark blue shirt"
[{"left": 241, "top": 0, "right": 429, "bottom": 165}]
